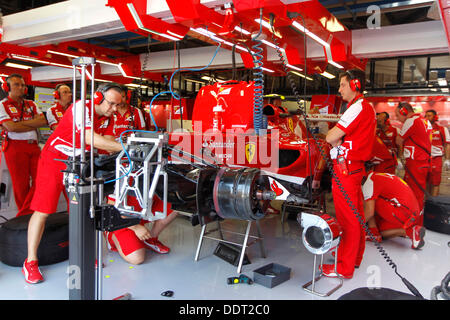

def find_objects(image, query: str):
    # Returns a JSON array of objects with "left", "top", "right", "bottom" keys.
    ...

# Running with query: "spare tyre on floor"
[{"left": 0, "top": 212, "right": 69, "bottom": 267}]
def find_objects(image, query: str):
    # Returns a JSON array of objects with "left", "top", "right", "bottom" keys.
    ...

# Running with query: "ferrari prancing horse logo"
[{"left": 245, "top": 142, "right": 256, "bottom": 163}]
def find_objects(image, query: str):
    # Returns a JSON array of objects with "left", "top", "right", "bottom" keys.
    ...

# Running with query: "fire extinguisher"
[{"left": 212, "top": 104, "right": 224, "bottom": 132}]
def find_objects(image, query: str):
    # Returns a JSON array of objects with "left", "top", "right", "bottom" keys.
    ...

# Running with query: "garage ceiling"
[{"left": 0, "top": 0, "right": 449, "bottom": 97}]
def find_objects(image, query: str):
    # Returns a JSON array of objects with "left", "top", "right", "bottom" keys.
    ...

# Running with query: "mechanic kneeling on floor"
[
  {"left": 102, "top": 85, "right": 178, "bottom": 265},
  {"left": 324, "top": 69, "right": 376, "bottom": 279},
  {"left": 23, "top": 83, "right": 124, "bottom": 284},
  {"left": 362, "top": 170, "right": 425, "bottom": 249}
]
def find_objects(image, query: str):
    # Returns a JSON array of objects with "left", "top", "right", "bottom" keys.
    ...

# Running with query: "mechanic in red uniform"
[
  {"left": 362, "top": 172, "right": 425, "bottom": 249},
  {"left": 424, "top": 109, "right": 450, "bottom": 197},
  {"left": 22, "top": 83, "right": 124, "bottom": 284},
  {"left": 376, "top": 112, "right": 398, "bottom": 155},
  {"left": 0, "top": 74, "right": 47, "bottom": 217},
  {"left": 46, "top": 84, "right": 72, "bottom": 130},
  {"left": 323, "top": 69, "right": 376, "bottom": 279},
  {"left": 395, "top": 102, "right": 432, "bottom": 225},
  {"left": 369, "top": 135, "right": 397, "bottom": 174},
  {"left": 103, "top": 86, "right": 178, "bottom": 264},
  {"left": 103, "top": 86, "right": 146, "bottom": 139}
]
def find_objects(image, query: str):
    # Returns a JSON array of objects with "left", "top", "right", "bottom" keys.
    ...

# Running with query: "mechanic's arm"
[
  {"left": 396, "top": 136, "right": 404, "bottom": 159},
  {"left": 1, "top": 119, "right": 36, "bottom": 133},
  {"left": 21, "top": 113, "right": 47, "bottom": 128},
  {"left": 325, "top": 125, "right": 345, "bottom": 147},
  {"left": 85, "top": 129, "right": 123, "bottom": 153},
  {"left": 363, "top": 199, "right": 375, "bottom": 222}
]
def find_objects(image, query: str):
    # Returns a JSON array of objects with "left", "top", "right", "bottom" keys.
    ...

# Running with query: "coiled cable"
[{"left": 252, "top": 8, "right": 265, "bottom": 136}]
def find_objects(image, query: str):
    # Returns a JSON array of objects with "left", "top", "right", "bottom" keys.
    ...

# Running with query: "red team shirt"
[
  {"left": 46, "top": 102, "right": 67, "bottom": 130},
  {"left": 332, "top": 96, "right": 377, "bottom": 161},
  {"left": 363, "top": 172, "right": 419, "bottom": 213},
  {"left": 46, "top": 100, "right": 110, "bottom": 157},
  {"left": 0, "top": 96, "right": 43, "bottom": 141},
  {"left": 376, "top": 124, "right": 398, "bottom": 153},
  {"left": 399, "top": 113, "right": 432, "bottom": 161},
  {"left": 362, "top": 172, "right": 420, "bottom": 231},
  {"left": 430, "top": 122, "right": 450, "bottom": 158},
  {"left": 104, "top": 106, "right": 146, "bottom": 139}
]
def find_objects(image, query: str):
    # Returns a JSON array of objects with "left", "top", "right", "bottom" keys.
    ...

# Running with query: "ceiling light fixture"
[
  {"left": 292, "top": 21, "right": 329, "bottom": 48},
  {"left": 127, "top": 3, "right": 179, "bottom": 41},
  {"left": 262, "top": 67, "right": 275, "bottom": 73},
  {"left": 320, "top": 71, "right": 336, "bottom": 79},
  {"left": 5, "top": 62, "right": 33, "bottom": 70},
  {"left": 118, "top": 63, "right": 142, "bottom": 80},
  {"left": 261, "top": 39, "right": 285, "bottom": 52},
  {"left": 290, "top": 70, "right": 313, "bottom": 81},
  {"left": 234, "top": 26, "right": 251, "bottom": 35},
  {"left": 254, "top": 19, "right": 282, "bottom": 38},
  {"left": 11, "top": 54, "right": 72, "bottom": 69},
  {"left": 286, "top": 64, "right": 303, "bottom": 72}
]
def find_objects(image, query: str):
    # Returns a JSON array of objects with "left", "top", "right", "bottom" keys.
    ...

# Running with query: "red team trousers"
[
  {"left": 332, "top": 160, "right": 366, "bottom": 276},
  {"left": 3, "top": 140, "right": 41, "bottom": 217},
  {"left": 403, "top": 159, "right": 430, "bottom": 225}
]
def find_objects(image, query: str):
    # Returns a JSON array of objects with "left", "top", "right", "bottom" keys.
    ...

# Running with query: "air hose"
[
  {"left": 252, "top": 8, "right": 265, "bottom": 136},
  {"left": 270, "top": 14, "right": 424, "bottom": 299}
]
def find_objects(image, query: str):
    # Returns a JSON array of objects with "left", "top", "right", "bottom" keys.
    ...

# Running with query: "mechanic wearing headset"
[
  {"left": 46, "top": 83, "right": 72, "bottom": 131},
  {"left": 395, "top": 102, "right": 432, "bottom": 225},
  {"left": 362, "top": 171, "right": 425, "bottom": 250},
  {"left": 0, "top": 74, "right": 47, "bottom": 217},
  {"left": 424, "top": 109, "right": 450, "bottom": 197},
  {"left": 376, "top": 111, "right": 398, "bottom": 156},
  {"left": 23, "top": 83, "right": 124, "bottom": 284},
  {"left": 103, "top": 85, "right": 178, "bottom": 264},
  {"left": 324, "top": 69, "right": 376, "bottom": 279}
]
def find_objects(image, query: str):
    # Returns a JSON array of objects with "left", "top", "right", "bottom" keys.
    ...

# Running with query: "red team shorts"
[
  {"left": 30, "top": 148, "right": 68, "bottom": 214},
  {"left": 429, "top": 156, "right": 443, "bottom": 186},
  {"left": 106, "top": 193, "right": 173, "bottom": 256}
]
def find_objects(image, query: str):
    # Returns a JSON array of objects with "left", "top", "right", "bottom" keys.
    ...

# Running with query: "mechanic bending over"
[
  {"left": 362, "top": 171, "right": 425, "bottom": 250},
  {"left": 23, "top": 83, "right": 124, "bottom": 284}
]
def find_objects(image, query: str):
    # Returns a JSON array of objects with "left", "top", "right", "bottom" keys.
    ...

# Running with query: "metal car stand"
[
  {"left": 65, "top": 57, "right": 140, "bottom": 300},
  {"left": 194, "top": 219, "right": 266, "bottom": 274},
  {"left": 301, "top": 243, "right": 343, "bottom": 297}
]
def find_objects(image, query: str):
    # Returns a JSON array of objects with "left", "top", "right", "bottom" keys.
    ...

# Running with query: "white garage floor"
[{"left": 0, "top": 211, "right": 448, "bottom": 301}]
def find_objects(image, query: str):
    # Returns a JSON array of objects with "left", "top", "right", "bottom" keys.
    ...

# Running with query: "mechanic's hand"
[
  {"left": 312, "top": 180, "right": 321, "bottom": 190},
  {"left": 397, "top": 158, "right": 404, "bottom": 170},
  {"left": 444, "top": 159, "right": 450, "bottom": 171},
  {"left": 132, "top": 224, "right": 152, "bottom": 241}
]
